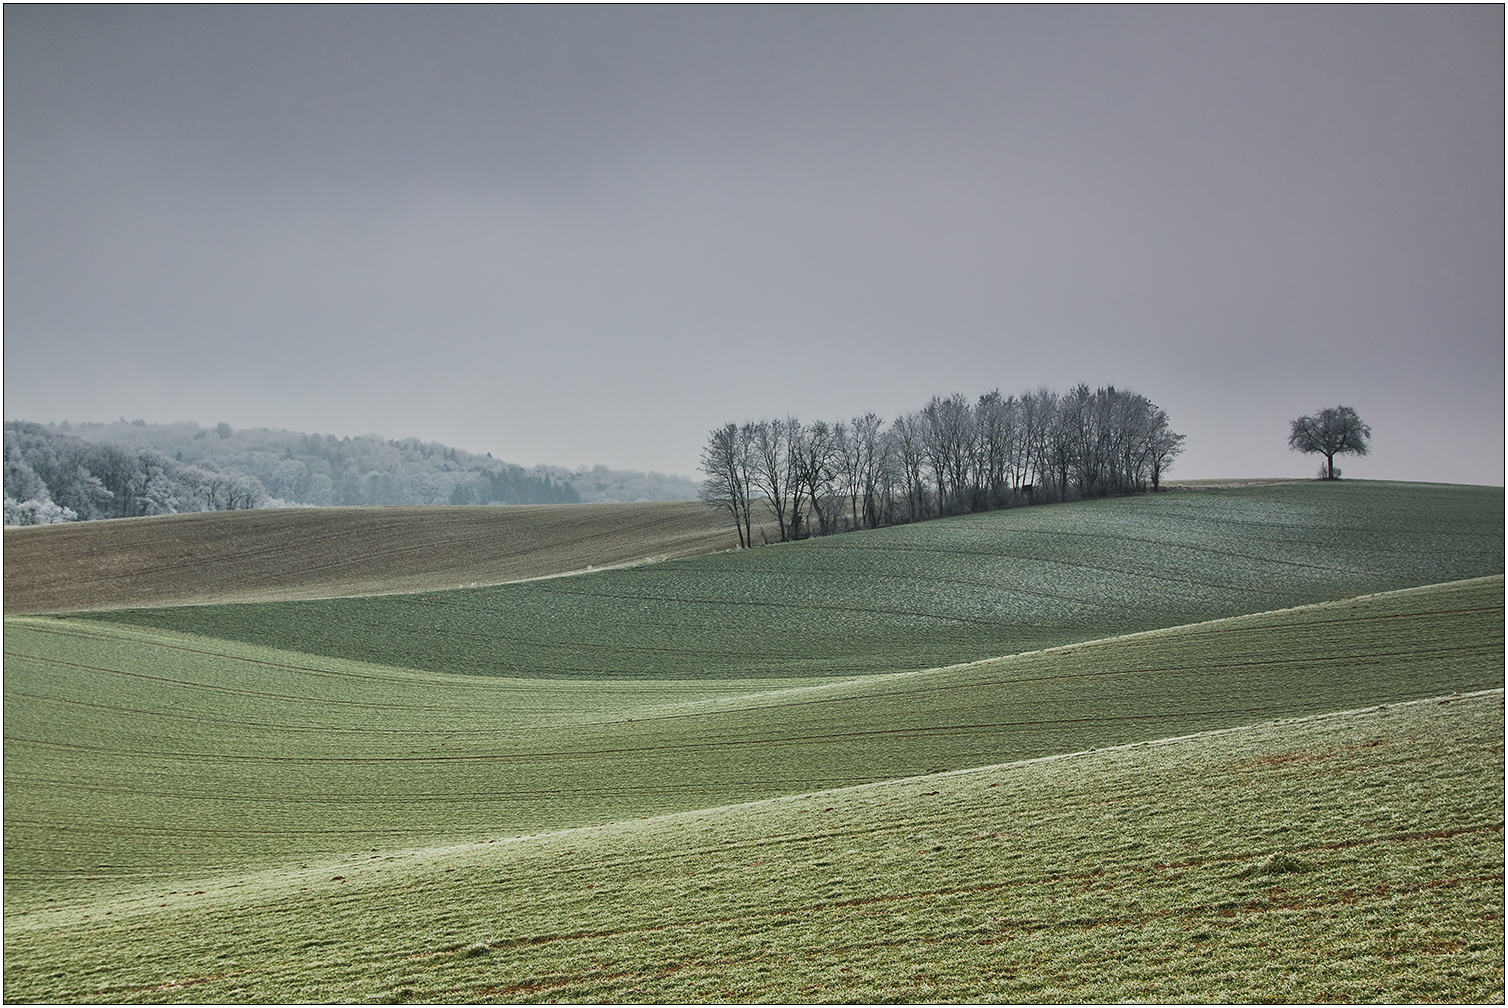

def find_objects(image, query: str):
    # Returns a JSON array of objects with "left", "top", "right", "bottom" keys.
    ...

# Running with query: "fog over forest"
[{"left": 3, "top": 419, "right": 698, "bottom": 524}]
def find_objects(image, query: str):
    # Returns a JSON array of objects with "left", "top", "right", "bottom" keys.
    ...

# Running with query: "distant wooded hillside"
[{"left": 3, "top": 420, "right": 699, "bottom": 524}]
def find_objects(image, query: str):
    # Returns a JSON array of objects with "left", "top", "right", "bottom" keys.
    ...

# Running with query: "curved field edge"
[
  {"left": 75, "top": 481, "right": 1508, "bottom": 680},
  {"left": 5, "top": 576, "right": 1501, "bottom": 909},
  {"left": 2, "top": 500, "right": 753, "bottom": 614},
  {"left": 4, "top": 690, "right": 1501, "bottom": 1004}
]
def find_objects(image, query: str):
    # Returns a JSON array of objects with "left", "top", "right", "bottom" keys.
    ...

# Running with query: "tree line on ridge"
[{"left": 700, "top": 384, "right": 1186, "bottom": 547}]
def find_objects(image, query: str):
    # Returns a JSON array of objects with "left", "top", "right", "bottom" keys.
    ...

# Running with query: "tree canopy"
[{"left": 1288, "top": 406, "right": 1371, "bottom": 480}]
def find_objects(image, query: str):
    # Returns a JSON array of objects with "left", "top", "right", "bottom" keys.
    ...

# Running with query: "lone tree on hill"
[{"left": 1288, "top": 405, "right": 1371, "bottom": 479}]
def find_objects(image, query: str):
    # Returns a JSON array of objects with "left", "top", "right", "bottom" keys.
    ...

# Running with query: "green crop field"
[
  {"left": 3, "top": 480, "right": 1503, "bottom": 1002},
  {"left": 82, "top": 480, "right": 1504, "bottom": 680},
  {"left": 4, "top": 689, "right": 1501, "bottom": 1003},
  {"left": 5, "top": 575, "right": 1503, "bottom": 909}
]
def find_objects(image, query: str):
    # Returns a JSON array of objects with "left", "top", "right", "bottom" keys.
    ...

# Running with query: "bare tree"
[
  {"left": 792, "top": 419, "right": 843, "bottom": 536},
  {"left": 749, "top": 419, "right": 794, "bottom": 542},
  {"left": 736, "top": 423, "right": 759, "bottom": 541},
  {"left": 850, "top": 412, "right": 886, "bottom": 528},
  {"left": 1048, "top": 386, "right": 1086, "bottom": 501},
  {"left": 1147, "top": 411, "right": 1186, "bottom": 491},
  {"left": 1062, "top": 383, "right": 1104, "bottom": 498},
  {"left": 833, "top": 419, "right": 863, "bottom": 531},
  {"left": 698, "top": 423, "right": 753, "bottom": 547},
  {"left": 1104, "top": 387, "right": 1143, "bottom": 495},
  {"left": 889, "top": 411, "right": 930, "bottom": 521},
  {"left": 784, "top": 416, "right": 809, "bottom": 540},
  {"left": 920, "top": 393, "right": 975, "bottom": 515},
  {"left": 1017, "top": 386, "right": 1058, "bottom": 498},
  {"left": 1289, "top": 406, "right": 1370, "bottom": 480},
  {"left": 974, "top": 391, "right": 1017, "bottom": 509}
]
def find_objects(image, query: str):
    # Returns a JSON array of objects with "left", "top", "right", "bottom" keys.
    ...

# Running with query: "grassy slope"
[
  {"left": 6, "top": 576, "right": 1501, "bottom": 912},
  {"left": 3, "top": 500, "right": 748, "bottom": 614},
  {"left": 82, "top": 480, "right": 1505, "bottom": 679},
  {"left": 4, "top": 690, "right": 1500, "bottom": 1003},
  {"left": 4, "top": 481, "right": 1502, "bottom": 1002}
]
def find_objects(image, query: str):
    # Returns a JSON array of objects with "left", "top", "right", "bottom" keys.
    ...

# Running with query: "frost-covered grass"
[
  {"left": 6, "top": 576, "right": 1501, "bottom": 912},
  {"left": 81, "top": 480, "right": 1503, "bottom": 679},
  {"left": 4, "top": 690, "right": 1500, "bottom": 1003},
  {"left": 4, "top": 480, "right": 1501, "bottom": 1002}
]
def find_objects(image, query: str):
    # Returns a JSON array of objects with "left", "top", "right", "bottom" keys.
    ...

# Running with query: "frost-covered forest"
[{"left": 3, "top": 420, "right": 699, "bottom": 525}]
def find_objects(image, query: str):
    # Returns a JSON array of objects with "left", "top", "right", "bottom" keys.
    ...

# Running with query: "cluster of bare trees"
[{"left": 701, "top": 384, "right": 1186, "bottom": 546}]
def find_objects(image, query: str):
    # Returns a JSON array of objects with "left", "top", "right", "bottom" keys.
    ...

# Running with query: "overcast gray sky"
[{"left": 6, "top": 6, "right": 1503, "bottom": 484}]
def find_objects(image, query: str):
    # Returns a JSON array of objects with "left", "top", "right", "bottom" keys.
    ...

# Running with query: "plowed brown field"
[{"left": 3, "top": 502, "right": 746, "bottom": 613}]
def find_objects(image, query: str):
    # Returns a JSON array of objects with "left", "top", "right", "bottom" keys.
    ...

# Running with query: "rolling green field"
[
  {"left": 79, "top": 481, "right": 1506, "bottom": 679},
  {"left": 8, "top": 575, "right": 1502, "bottom": 909},
  {"left": 4, "top": 689, "right": 1501, "bottom": 1003},
  {"left": 3, "top": 480, "right": 1503, "bottom": 1002}
]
